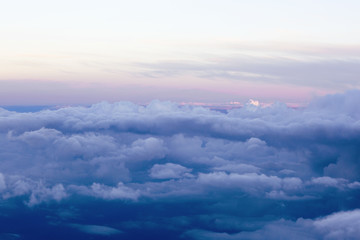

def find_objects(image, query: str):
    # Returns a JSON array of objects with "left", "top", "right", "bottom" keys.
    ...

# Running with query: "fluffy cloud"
[
  {"left": 149, "top": 163, "right": 192, "bottom": 179},
  {"left": 1, "top": 90, "right": 360, "bottom": 239},
  {"left": 77, "top": 182, "right": 140, "bottom": 200},
  {"left": 185, "top": 209, "right": 360, "bottom": 240},
  {"left": 313, "top": 209, "right": 360, "bottom": 239}
]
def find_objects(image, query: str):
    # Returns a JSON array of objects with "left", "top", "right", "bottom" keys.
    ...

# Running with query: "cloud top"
[{"left": 1, "top": 90, "right": 360, "bottom": 239}]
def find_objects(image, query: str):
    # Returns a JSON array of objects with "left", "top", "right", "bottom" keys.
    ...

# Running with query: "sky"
[
  {"left": 1, "top": 1, "right": 360, "bottom": 240},
  {"left": 1, "top": 0, "right": 360, "bottom": 105}
]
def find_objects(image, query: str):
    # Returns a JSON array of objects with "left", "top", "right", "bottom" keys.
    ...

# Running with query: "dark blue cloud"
[{"left": 1, "top": 90, "right": 360, "bottom": 239}]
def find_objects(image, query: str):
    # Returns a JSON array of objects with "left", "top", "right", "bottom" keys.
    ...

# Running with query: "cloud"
[
  {"left": 1, "top": 90, "right": 360, "bottom": 239},
  {"left": 149, "top": 163, "right": 192, "bottom": 179},
  {"left": 197, "top": 172, "right": 282, "bottom": 193},
  {"left": 310, "top": 177, "right": 346, "bottom": 188},
  {"left": 313, "top": 209, "right": 360, "bottom": 239},
  {"left": 69, "top": 224, "right": 122, "bottom": 236},
  {"left": 27, "top": 183, "right": 67, "bottom": 207},
  {"left": 124, "top": 137, "right": 167, "bottom": 162},
  {"left": 212, "top": 163, "right": 260, "bottom": 174},
  {"left": 136, "top": 56, "right": 360, "bottom": 89},
  {"left": 185, "top": 209, "right": 360, "bottom": 240},
  {"left": 71, "top": 182, "right": 140, "bottom": 200},
  {"left": 0, "top": 173, "right": 6, "bottom": 192}
]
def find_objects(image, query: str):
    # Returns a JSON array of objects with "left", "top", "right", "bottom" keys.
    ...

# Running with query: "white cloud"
[
  {"left": 124, "top": 137, "right": 167, "bottom": 161},
  {"left": 27, "top": 183, "right": 67, "bottom": 207},
  {"left": 89, "top": 182, "right": 140, "bottom": 200},
  {"left": 310, "top": 177, "right": 345, "bottom": 188},
  {"left": 70, "top": 224, "right": 122, "bottom": 236},
  {"left": 0, "top": 91, "right": 360, "bottom": 239},
  {"left": 149, "top": 163, "right": 192, "bottom": 179},
  {"left": 186, "top": 209, "right": 360, "bottom": 240},
  {"left": 213, "top": 163, "right": 260, "bottom": 174},
  {"left": 313, "top": 209, "right": 360, "bottom": 239},
  {"left": 0, "top": 173, "right": 6, "bottom": 192},
  {"left": 197, "top": 172, "right": 282, "bottom": 194}
]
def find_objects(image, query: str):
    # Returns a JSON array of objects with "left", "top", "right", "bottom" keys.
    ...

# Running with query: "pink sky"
[{"left": 1, "top": 1, "right": 359, "bottom": 106}]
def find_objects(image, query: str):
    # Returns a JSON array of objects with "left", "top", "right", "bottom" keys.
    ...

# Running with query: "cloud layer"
[{"left": 1, "top": 90, "right": 360, "bottom": 239}]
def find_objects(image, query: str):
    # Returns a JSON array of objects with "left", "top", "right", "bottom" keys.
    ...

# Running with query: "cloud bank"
[{"left": 1, "top": 90, "right": 360, "bottom": 239}]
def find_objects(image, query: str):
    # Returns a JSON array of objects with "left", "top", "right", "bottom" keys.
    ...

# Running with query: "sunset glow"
[{"left": 1, "top": 1, "right": 360, "bottom": 240}]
